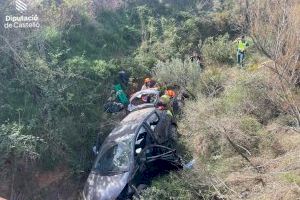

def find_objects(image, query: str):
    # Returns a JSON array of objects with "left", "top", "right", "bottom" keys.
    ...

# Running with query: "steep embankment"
[
  {"left": 139, "top": 61, "right": 300, "bottom": 200},
  {"left": 178, "top": 65, "right": 300, "bottom": 199}
]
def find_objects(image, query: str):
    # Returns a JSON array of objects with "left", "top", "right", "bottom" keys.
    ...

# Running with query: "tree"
[{"left": 245, "top": 0, "right": 300, "bottom": 126}]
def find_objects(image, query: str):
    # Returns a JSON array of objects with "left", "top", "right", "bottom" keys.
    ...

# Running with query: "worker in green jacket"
[
  {"left": 236, "top": 36, "right": 249, "bottom": 67},
  {"left": 114, "top": 84, "right": 129, "bottom": 106},
  {"left": 156, "top": 94, "right": 173, "bottom": 117}
]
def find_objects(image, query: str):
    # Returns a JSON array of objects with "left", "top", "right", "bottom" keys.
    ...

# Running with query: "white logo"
[
  {"left": 3, "top": 0, "right": 40, "bottom": 29},
  {"left": 16, "top": 0, "right": 27, "bottom": 12}
]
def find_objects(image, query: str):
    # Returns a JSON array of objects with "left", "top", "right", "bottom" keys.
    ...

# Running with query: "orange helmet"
[
  {"left": 165, "top": 90, "right": 176, "bottom": 98},
  {"left": 144, "top": 78, "right": 151, "bottom": 83}
]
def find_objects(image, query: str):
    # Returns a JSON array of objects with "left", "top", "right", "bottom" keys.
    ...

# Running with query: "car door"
[
  {"left": 146, "top": 111, "right": 171, "bottom": 144},
  {"left": 131, "top": 125, "right": 154, "bottom": 184}
]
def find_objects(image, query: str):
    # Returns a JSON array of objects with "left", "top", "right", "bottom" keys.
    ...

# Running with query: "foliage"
[
  {"left": 239, "top": 116, "right": 262, "bottom": 136},
  {"left": 0, "top": 123, "right": 44, "bottom": 164},
  {"left": 139, "top": 170, "right": 217, "bottom": 200},
  {"left": 1, "top": 0, "right": 233, "bottom": 180},
  {"left": 202, "top": 33, "right": 234, "bottom": 65},
  {"left": 222, "top": 72, "right": 279, "bottom": 124},
  {"left": 178, "top": 68, "right": 282, "bottom": 162},
  {"left": 152, "top": 58, "right": 201, "bottom": 89},
  {"left": 135, "top": 1, "right": 238, "bottom": 68},
  {"left": 66, "top": 9, "right": 141, "bottom": 60},
  {"left": 0, "top": 0, "right": 253, "bottom": 198},
  {"left": 281, "top": 172, "right": 300, "bottom": 186},
  {"left": 246, "top": 0, "right": 300, "bottom": 126},
  {"left": 197, "top": 67, "right": 226, "bottom": 97}
]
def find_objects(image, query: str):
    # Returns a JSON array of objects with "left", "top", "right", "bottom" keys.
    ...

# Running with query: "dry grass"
[
  {"left": 178, "top": 65, "right": 300, "bottom": 199},
  {"left": 187, "top": 123, "right": 300, "bottom": 200}
]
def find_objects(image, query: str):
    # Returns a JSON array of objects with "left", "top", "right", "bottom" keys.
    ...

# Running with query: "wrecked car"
[
  {"left": 127, "top": 89, "right": 160, "bottom": 112},
  {"left": 83, "top": 107, "right": 183, "bottom": 200}
]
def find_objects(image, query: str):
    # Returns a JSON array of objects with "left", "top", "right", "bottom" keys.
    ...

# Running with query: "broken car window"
[
  {"left": 135, "top": 126, "right": 148, "bottom": 154},
  {"left": 146, "top": 112, "right": 159, "bottom": 131},
  {"left": 131, "top": 93, "right": 158, "bottom": 106},
  {"left": 94, "top": 134, "right": 134, "bottom": 175}
]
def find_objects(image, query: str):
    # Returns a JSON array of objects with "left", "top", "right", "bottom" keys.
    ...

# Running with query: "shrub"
[
  {"left": 239, "top": 116, "right": 262, "bottom": 136},
  {"left": 0, "top": 123, "right": 44, "bottom": 166},
  {"left": 134, "top": 46, "right": 157, "bottom": 72},
  {"left": 178, "top": 74, "right": 275, "bottom": 160},
  {"left": 281, "top": 172, "right": 300, "bottom": 186},
  {"left": 275, "top": 114, "right": 299, "bottom": 127},
  {"left": 197, "top": 67, "right": 226, "bottom": 97},
  {"left": 178, "top": 98, "right": 227, "bottom": 159},
  {"left": 138, "top": 170, "right": 218, "bottom": 200},
  {"left": 222, "top": 72, "right": 279, "bottom": 124},
  {"left": 201, "top": 33, "right": 234, "bottom": 65},
  {"left": 65, "top": 55, "right": 91, "bottom": 72},
  {"left": 139, "top": 185, "right": 192, "bottom": 200},
  {"left": 152, "top": 58, "right": 201, "bottom": 89}
]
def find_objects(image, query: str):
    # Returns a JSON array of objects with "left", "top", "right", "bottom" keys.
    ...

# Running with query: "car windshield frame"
[
  {"left": 130, "top": 93, "right": 159, "bottom": 106},
  {"left": 93, "top": 133, "right": 135, "bottom": 175}
]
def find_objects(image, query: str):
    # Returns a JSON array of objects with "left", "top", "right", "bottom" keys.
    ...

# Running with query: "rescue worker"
[
  {"left": 165, "top": 89, "right": 176, "bottom": 98},
  {"left": 118, "top": 69, "right": 129, "bottom": 87},
  {"left": 236, "top": 36, "right": 249, "bottom": 67},
  {"left": 190, "top": 51, "right": 204, "bottom": 68},
  {"left": 165, "top": 89, "right": 180, "bottom": 115},
  {"left": 128, "top": 78, "right": 139, "bottom": 95},
  {"left": 104, "top": 97, "right": 124, "bottom": 113},
  {"left": 155, "top": 82, "right": 167, "bottom": 95},
  {"left": 156, "top": 94, "right": 173, "bottom": 117},
  {"left": 141, "top": 78, "right": 151, "bottom": 90},
  {"left": 141, "top": 78, "right": 156, "bottom": 90},
  {"left": 114, "top": 84, "right": 129, "bottom": 106}
]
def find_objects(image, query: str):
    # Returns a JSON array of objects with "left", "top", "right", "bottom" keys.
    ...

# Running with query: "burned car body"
[
  {"left": 127, "top": 89, "right": 160, "bottom": 112},
  {"left": 83, "top": 107, "right": 182, "bottom": 200}
]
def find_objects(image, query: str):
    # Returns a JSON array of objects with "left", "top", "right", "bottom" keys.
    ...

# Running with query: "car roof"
[
  {"left": 122, "top": 107, "right": 155, "bottom": 124},
  {"left": 129, "top": 89, "right": 160, "bottom": 101},
  {"left": 106, "top": 107, "right": 156, "bottom": 140}
]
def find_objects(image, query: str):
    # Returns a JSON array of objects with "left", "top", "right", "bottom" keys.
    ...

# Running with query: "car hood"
[{"left": 83, "top": 171, "right": 130, "bottom": 200}]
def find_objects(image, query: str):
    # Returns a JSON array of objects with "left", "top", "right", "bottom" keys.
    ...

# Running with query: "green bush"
[
  {"left": 152, "top": 58, "right": 201, "bottom": 88},
  {"left": 0, "top": 123, "right": 44, "bottom": 165},
  {"left": 222, "top": 73, "right": 279, "bottom": 124},
  {"left": 138, "top": 171, "right": 217, "bottom": 200},
  {"left": 134, "top": 46, "right": 157, "bottom": 72},
  {"left": 178, "top": 70, "right": 281, "bottom": 160},
  {"left": 239, "top": 116, "right": 262, "bottom": 136},
  {"left": 202, "top": 33, "right": 234, "bottom": 65},
  {"left": 139, "top": 185, "right": 192, "bottom": 200}
]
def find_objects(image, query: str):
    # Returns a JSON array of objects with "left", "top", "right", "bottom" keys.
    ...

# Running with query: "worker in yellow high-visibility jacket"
[{"left": 236, "top": 36, "right": 249, "bottom": 67}]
